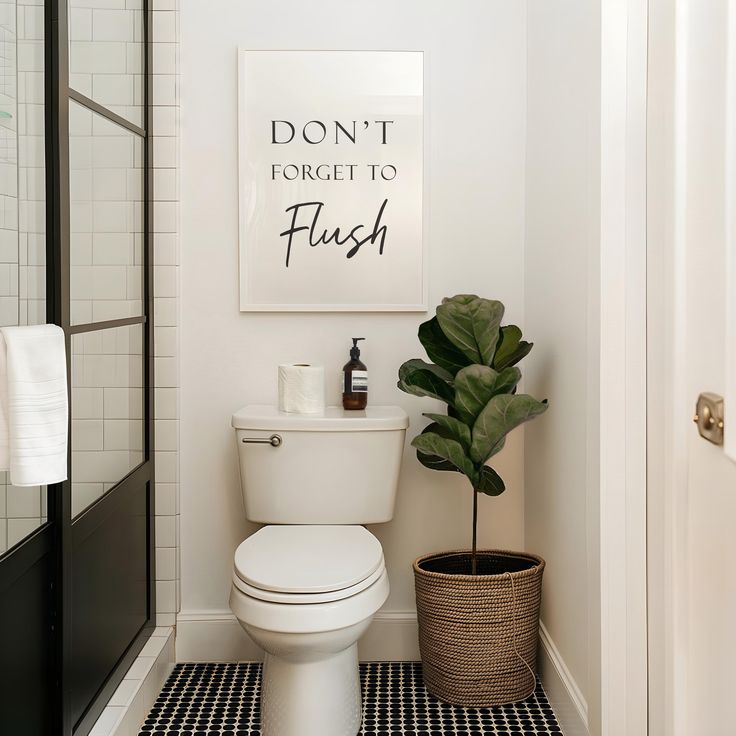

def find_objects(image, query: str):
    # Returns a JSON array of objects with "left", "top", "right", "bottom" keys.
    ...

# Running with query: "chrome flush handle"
[{"left": 242, "top": 434, "right": 282, "bottom": 447}]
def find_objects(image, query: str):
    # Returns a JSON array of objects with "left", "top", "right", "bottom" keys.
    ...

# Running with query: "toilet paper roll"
[{"left": 278, "top": 364, "right": 325, "bottom": 414}]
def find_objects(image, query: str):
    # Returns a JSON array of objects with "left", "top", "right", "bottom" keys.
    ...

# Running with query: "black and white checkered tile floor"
[{"left": 138, "top": 662, "right": 562, "bottom": 735}]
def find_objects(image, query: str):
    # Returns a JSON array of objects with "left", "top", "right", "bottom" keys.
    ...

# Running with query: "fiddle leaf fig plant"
[{"left": 398, "top": 295, "right": 548, "bottom": 574}]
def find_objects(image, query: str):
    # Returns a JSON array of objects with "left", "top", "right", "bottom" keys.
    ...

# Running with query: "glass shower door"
[
  {"left": 0, "top": 0, "right": 154, "bottom": 733},
  {"left": 0, "top": 1, "right": 53, "bottom": 733},
  {"left": 60, "top": 0, "right": 155, "bottom": 732}
]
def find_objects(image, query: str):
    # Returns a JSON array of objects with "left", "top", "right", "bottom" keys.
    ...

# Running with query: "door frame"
[
  {"left": 645, "top": 0, "right": 693, "bottom": 734},
  {"left": 598, "top": 0, "right": 650, "bottom": 734}
]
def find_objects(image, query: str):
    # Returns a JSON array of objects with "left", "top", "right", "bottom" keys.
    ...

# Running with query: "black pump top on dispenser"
[{"left": 350, "top": 337, "right": 365, "bottom": 360}]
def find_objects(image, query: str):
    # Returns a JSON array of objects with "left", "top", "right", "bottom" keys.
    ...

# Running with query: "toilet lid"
[{"left": 233, "top": 525, "right": 384, "bottom": 594}]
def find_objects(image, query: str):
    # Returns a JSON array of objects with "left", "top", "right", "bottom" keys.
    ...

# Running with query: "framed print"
[{"left": 238, "top": 49, "right": 425, "bottom": 311}]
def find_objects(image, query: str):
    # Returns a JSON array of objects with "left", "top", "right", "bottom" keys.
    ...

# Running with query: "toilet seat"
[
  {"left": 230, "top": 524, "right": 390, "bottom": 634},
  {"left": 231, "top": 561, "right": 385, "bottom": 604},
  {"left": 233, "top": 525, "right": 384, "bottom": 596}
]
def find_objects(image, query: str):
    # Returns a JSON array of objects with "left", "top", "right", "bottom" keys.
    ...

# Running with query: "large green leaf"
[
  {"left": 476, "top": 466, "right": 506, "bottom": 496},
  {"left": 471, "top": 394, "right": 548, "bottom": 463},
  {"left": 454, "top": 365, "right": 522, "bottom": 426},
  {"left": 414, "top": 423, "right": 458, "bottom": 472},
  {"left": 436, "top": 296, "right": 504, "bottom": 365},
  {"left": 417, "top": 317, "right": 470, "bottom": 375},
  {"left": 454, "top": 365, "right": 499, "bottom": 425},
  {"left": 412, "top": 431, "right": 477, "bottom": 482},
  {"left": 423, "top": 413, "right": 471, "bottom": 450},
  {"left": 505, "top": 341, "right": 533, "bottom": 368},
  {"left": 493, "top": 366, "right": 522, "bottom": 395},
  {"left": 416, "top": 449, "right": 458, "bottom": 473},
  {"left": 493, "top": 325, "right": 522, "bottom": 368},
  {"left": 494, "top": 325, "right": 533, "bottom": 369},
  {"left": 398, "top": 358, "right": 453, "bottom": 383},
  {"left": 398, "top": 365, "right": 455, "bottom": 405}
]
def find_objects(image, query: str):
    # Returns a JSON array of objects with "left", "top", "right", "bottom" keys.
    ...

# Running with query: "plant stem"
[{"left": 471, "top": 486, "right": 478, "bottom": 575}]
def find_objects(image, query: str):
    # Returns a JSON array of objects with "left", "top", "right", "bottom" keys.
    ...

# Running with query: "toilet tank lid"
[{"left": 231, "top": 405, "right": 409, "bottom": 431}]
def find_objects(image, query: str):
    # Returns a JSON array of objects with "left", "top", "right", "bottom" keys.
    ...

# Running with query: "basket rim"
[{"left": 413, "top": 548, "right": 545, "bottom": 582}]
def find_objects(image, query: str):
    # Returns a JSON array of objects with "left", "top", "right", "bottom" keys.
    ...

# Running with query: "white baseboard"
[
  {"left": 538, "top": 621, "right": 589, "bottom": 736},
  {"left": 177, "top": 610, "right": 263, "bottom": 662},
  {"left": 359, "top": 610, "right": 420, "bottom": 661},
  {"left": 176, "top": 609, "right": 420, "bottom": 662}
]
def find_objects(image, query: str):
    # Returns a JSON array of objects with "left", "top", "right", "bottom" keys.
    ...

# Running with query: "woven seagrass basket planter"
[{"left": 413, "top": 549, "right": 545, "bottom": 707}]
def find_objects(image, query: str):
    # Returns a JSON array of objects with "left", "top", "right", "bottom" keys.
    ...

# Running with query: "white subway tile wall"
[
  {"left": 69, "top": 0, "right": 144, "bottom": 128},
  {"left": 0, "top": 0, "right": 180, "bottom": 625},
  {"left": 18, "top": 0, "right": 46, "bottom": 347},
  {"left": 71, "top": 323, "right": 144, "bottom": 517},
  {"left": 151, "top": 0, "right": 179, "bottom": 623},
  {"left": 68, "top": 99, "right": 144, "bottom": 324}
]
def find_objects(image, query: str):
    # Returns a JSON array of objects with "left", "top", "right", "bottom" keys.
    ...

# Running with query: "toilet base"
[
  {"left": 229, "top": 570, "right": 390, "bottom": 736},
  {"left": 260, "top": 643, "right": 361, "bottom": 736}
]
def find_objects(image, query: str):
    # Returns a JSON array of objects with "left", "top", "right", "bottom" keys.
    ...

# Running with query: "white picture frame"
[{"left": 237, "top": 49, "right": 426, "bottom": 312}]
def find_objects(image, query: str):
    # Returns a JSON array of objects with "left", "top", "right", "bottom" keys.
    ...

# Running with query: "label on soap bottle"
[{"left": 344, "top": 370, "right": 368, "bottom": 393}]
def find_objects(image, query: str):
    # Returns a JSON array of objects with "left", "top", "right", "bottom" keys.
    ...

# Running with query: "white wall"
[
  {"left": 179, "top": 0, "right": 528, "bottom": 647},
  {"left": 524, "top": 1, "right": 601, "bottom": 733}
]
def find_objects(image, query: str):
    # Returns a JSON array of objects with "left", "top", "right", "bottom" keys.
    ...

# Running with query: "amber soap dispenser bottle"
[{"left": 342, "top": 338, "right": 368, "bottom": 410}]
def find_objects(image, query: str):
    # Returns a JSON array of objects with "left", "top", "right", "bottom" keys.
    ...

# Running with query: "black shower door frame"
[
  {"left": 47, "top": 0, "right": 156, "bottom": 732},
  {"left": 0, "top": 0, "right": 155, "bottom": 730}
]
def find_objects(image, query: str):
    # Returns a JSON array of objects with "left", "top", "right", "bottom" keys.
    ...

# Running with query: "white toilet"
[{"left": 229, "top": 404, "right": 408, "bottom": 736}]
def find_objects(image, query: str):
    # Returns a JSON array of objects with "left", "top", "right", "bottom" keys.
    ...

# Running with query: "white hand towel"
[{"left": 0, "top": 325, "right": 68, "bottom": 486}]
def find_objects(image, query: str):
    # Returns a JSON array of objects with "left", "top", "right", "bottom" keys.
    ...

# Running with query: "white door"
[{"left": 648, "top": 1, "right": 736, "bottom": 734}]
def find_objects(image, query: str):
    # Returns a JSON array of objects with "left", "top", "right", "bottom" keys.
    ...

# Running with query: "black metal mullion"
[
  {"left": 46, "top": 0, "right": 72, "bottom": 732},
  {"left": 69, "top": 315, "right": 146, "bottom": 335},
  {"left": 68, "top": 88, "right": 146, "bottom": 138},
  {"left": 143, "top": 0, "right": 156, "bottom": 620}
]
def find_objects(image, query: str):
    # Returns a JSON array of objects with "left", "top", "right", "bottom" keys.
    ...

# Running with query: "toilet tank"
[{"left": 232, "top": 405, "right": 409, "bottom": 524}]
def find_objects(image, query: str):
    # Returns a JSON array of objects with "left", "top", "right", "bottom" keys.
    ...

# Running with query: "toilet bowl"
[
  {"left": 229, "top": 405, "right": 408, "bottom": 736},
  {"left": 229, "top": 524, "right": 389, "bottom": 736}
]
